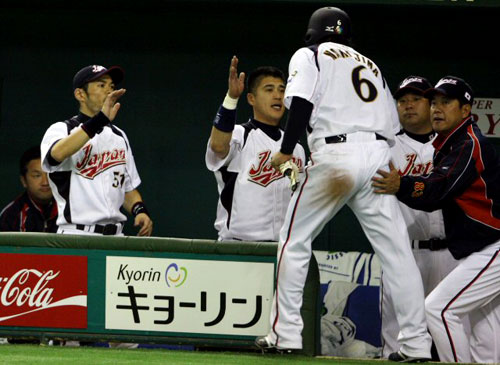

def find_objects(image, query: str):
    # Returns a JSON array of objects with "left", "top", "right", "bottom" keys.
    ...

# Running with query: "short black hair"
[
  {"left": 20, "top": 146, "right": 41, "bottom": 176},
  {"left": 247, "top": 66, "right": 286, "bottom": 95}
]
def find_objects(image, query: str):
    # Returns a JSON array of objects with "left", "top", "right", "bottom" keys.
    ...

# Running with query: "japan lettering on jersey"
[
  {"left": 41, "top": 118, "right": 141, "bottom": 226},
  {"left": 284, "top": 42, "right": 399, "bottom": 150},
  {"left": 391, "top": 132, "right": 445, "bottom": 240},
  {"left": 206, "top": 124, "right": 306, "bottom": 241}
]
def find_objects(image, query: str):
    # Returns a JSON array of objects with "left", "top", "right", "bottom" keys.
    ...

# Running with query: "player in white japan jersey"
[
  {"left": 380, "top": 77, "right": 460, "bottom": 359},
  {"left": 256, "top": 8, "right": 432, "bottom": 362},
  {"left": 206, "top": 57, "right": 305, "bottom": 241},
  {"left": 41, "top": 65, "right": 152, "bottom": 237}
]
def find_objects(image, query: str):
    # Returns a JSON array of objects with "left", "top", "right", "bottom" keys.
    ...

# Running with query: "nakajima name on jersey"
[
  {"left": 323, "top": 47, "right": 380, "bottom": 78},
  {"left": 248, "top": 149, "right": 304, "bottom": 187},
  {"left": 75, "top": 144, "right": 126, "bottom": 180}
]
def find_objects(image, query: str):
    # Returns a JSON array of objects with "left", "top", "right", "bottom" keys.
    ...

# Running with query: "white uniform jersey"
[
  {"left": 41, "top": 114, "right": 141, "bottom": 227},
  {"left": 285, "top": 42, "right": 399, "bottom": 150},
  {"left": 391, "top": 132, "right": 445, "bottom": 241},
  {"left": 206, "top": 120, "right": 306, "bottom": 242}
]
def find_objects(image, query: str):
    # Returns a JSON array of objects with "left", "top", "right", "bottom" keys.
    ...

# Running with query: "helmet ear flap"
[{"left": 304, "top": 29, "right": 316, "bottom": 46}]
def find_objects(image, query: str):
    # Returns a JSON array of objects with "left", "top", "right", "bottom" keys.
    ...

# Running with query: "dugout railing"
[{"left": 0, "top": 232, "right": 320, "bottom": 356}]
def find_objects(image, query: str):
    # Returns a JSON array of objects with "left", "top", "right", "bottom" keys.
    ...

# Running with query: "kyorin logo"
[{"left": 165, "top": 263, "right": 188, "bottom": 287}]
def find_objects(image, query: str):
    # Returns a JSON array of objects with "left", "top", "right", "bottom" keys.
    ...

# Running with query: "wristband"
[
  {"left": 213, "top": 104, "right": 237, "bottom": 133},
  {"left": 222, "top": 93, "right": 238, "bottom": 110},
  {"left": 131, "top": 202, "right": 150, "bottom": 217},
  {"left": 81, "top": 112, "right": 110, "bottom": 138}
]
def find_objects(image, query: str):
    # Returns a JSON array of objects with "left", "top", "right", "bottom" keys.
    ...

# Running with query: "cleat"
[
  {"left": 388, "top": 350, "right": 431, "bottom": 363},
  {"left": 255, "top": 336, "right": 294, "bottom": 354}
]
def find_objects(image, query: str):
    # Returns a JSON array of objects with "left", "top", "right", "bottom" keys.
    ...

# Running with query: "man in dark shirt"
[
  {"left": 372, "top": 76, "right": 500, "bottom": 363},
  {"left": 0, "top": 146, "right": 58, "bottom": 233}
]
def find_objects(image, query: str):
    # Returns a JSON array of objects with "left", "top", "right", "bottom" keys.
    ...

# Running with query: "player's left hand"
[
  {"left": 134, "top": 213, "right": 153, "bottom": 236},
  {"left": 271, "top": 151, "right": 292, "bottom": 172},
  {"left": 371, "top": 161, "right": 401, "bottom": 194}
]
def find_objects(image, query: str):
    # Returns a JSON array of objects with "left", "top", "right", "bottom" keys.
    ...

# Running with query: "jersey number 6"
[{"left": 351, "top": 65, "right": 377, "bottom": 102}]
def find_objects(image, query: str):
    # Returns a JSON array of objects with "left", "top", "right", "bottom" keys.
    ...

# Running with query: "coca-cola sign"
[{"left": 0, "top": 253, "right": 87, "bottom": 328}]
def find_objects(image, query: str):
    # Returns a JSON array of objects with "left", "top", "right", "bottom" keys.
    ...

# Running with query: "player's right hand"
[
  {"left": 228, "top": 56, "right": 245, "bottom": 99},
  {"left": 102, "top": 88, "right": 126, "bottom": 122}
]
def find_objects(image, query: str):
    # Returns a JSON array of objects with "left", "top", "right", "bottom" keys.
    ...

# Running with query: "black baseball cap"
[
  {"left": 72, "top": 65, "right": 124, "bottom": 90},
  {"left": 424, "top": 76, "right": 474, "bottom": 105},
  {"left": 393, "top": 76, "right": 432, "bottom": 99}
]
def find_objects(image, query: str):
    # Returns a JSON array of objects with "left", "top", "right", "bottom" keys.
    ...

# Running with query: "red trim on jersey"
[
  {"left": 455, "top": 126, "right": 500, "bottom": 229},
  {"left": 19, "top": 203, "right": 29, "bottom": 232},
  {"left": 272, "top": 157, "right": 313, "bottom": 347},
  {"left": 440, "top": 248, "right": 500, "bottom": 362}
]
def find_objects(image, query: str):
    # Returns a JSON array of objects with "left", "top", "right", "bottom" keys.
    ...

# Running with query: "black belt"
[
  {"left": 325, "top": 133, "right": 387, "bottom": 144},
  {"left": 412, "top": 239, "right": 448, "bottom": 251},
  {"left": 76, "top": 223, "right": 119, "bottom": 235}
]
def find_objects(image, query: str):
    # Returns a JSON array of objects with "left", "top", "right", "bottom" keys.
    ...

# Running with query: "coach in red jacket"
[
  {"left": 372, "top": 76, "right": 500, "bottom": 364},
  {"left": 0, "top": 146, "right": 58, "bottom": 232}
]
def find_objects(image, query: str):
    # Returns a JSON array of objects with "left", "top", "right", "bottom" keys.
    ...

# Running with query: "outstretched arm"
[{"left": 209, "top": 56, "right": 245, "bottom": 159}]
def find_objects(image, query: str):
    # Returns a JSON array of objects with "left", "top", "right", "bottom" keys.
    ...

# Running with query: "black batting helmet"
[{"left": 304, "top": 7, "right": 352, "bottom": 46}]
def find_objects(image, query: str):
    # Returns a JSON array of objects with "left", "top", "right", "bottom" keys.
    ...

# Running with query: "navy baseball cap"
[
  {"left": 393, "top": 76, "right": 432, "bottom": 99},
  {"left": 424, "top": 76, "right": 474, "bottom": 105},
  {"left": 72, "top": 65, "right": 124, "bottom": 90}
]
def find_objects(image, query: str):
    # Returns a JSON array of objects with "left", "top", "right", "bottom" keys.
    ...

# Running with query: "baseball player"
[
  {"left": 373, "top": 76, "right": 500, "bottom": 363},
  {"left": 206, "top": 56, "right": 305, "bottom": 242},
  {"left": 256, "top": 7, "right": 432, "bottom": 362},
  {"left": 380, "top": 76, "right": 460, "bottom": 359},
  {"left": 0, "top": 146, "right": 58, "bottom": 233},
  {"left": 40, "top": 65, "right": 152, "bottom": 237}
]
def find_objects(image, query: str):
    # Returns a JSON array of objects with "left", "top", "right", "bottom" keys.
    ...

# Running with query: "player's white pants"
[
  {"left": 381, "top": 248, "right": 461, "bottom": 358},
  {"left": 267, "top": 139, "right": 432, "bottom": 357},
  {"left": 425, "top": 241, "right": 500, "bottom": 363}
]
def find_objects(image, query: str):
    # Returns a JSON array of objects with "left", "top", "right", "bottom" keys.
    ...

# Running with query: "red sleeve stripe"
[{"left": 455, "top": 127, "right": 500, "bottom": 229}]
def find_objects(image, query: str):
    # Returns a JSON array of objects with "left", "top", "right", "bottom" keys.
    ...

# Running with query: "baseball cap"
[
  {"left": 72, "top": 65, "right": 124, "bottom": 90},
  {"left": 393, "top": 76, "right": 432, "bottom": 99},
  {"left": 424, "top": 76, "right": 474, "bottom": 105}
]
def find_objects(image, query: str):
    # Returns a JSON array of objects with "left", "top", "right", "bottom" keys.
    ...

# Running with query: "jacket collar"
[{"left": 432, "top": 115, "right": 474, "bottom": 151}]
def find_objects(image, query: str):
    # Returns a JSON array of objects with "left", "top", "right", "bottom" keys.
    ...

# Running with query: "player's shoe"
[
  {"left": 388, "top": 350, "right": 431, "bottom": 363},
  {"left": 254, "top": 336, "right": 294, "bottom": 354}
]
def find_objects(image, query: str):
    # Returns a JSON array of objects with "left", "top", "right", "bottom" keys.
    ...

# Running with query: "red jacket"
[{"left": 0, "top": 191, "right": 58, "bottom": 233}]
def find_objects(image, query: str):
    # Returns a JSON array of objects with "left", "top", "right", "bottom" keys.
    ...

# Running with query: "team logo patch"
[
  {"left": 76, "top": 144, "right": 126, "bottom": 179},
  {"left": 248, "top": 150, "right": 303, "bottom": 187},
  {"left": 411, "top": 181, "right": 425, "bottom": 198}
]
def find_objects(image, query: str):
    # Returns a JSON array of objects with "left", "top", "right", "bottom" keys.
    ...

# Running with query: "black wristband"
[
  {"left": 81, "top": 112, "right": 110, "bottom": 138},
  {"left": 213, "top": 105, "right": 236, "bottom": 133},
  {"left": 280, "top": 97, "right": 314, "bottom": 155},
  {"left": 131, "top": 202, "right": 150, "bottom": 217}
]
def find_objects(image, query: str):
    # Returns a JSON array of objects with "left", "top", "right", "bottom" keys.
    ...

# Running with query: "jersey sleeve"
[
  {"left": 205, "top": 125, "right": 246, "bottom": 172},
  {"left": 284, "top": 47, "right": 320, "bottom": 108},
  {"left": 397, "top": 139, "right": 478, "bottom": 211},
  {"left": 40, "top": 122, "right": 74, "bottom": 173},
  {"left": 385, "top": 81, "right": 401, "bottom": 136},
  {"left": 119, "top": 129, "right": 142, "bottom": 192}
]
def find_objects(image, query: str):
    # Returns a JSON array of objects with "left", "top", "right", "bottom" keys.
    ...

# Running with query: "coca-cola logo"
[
  {"left": 0, "top": 269, "right": 59, "bottom": 308},
  {"left": 0, "top": 253, "right": 87, "bottom": 328}
]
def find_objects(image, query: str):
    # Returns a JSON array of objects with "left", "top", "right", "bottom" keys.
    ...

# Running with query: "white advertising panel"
[{"left": 105, "top": 256, "right": 274, "bottom": 336}]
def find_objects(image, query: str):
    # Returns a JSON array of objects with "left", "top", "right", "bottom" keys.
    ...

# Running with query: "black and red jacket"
[
  {"left": 0, "top": 191, "right": 58, "bottom": 233},
  {"left": 397, "top": 116, "right": 500, "bottom": 259}
]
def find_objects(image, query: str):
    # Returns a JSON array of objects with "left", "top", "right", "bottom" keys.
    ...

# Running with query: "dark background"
[{"left": 0, "top": 0, "right": 498, "bottom": 251}]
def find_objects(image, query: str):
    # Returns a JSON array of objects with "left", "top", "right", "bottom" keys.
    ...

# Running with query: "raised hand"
[
  {"left": 101, "top": 88, "right": 126, "bottom": 122},
  {"left": 228, "top": 56, "right": 245, "bottom": 99}
]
